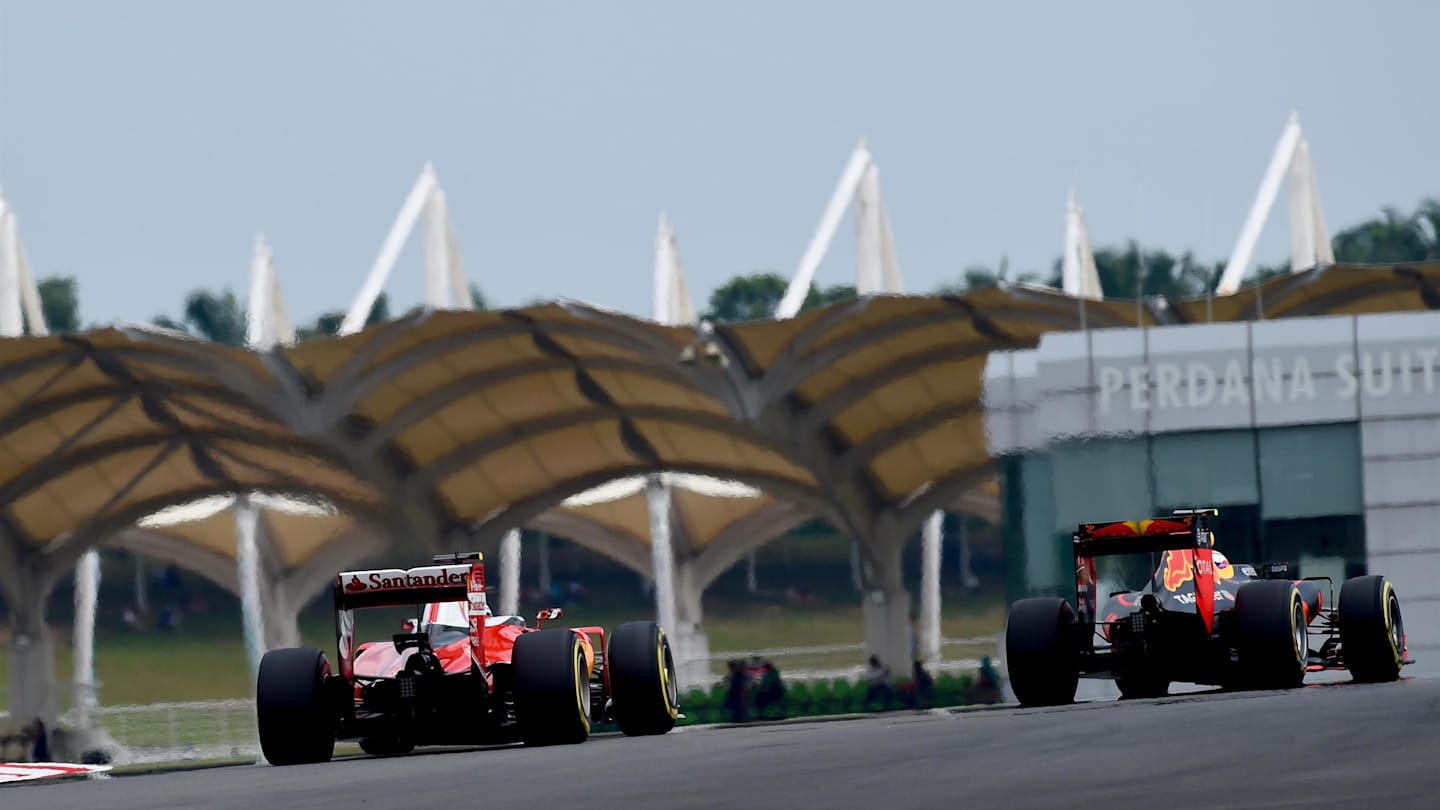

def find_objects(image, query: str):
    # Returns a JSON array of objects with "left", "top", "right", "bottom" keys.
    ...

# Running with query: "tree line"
[{"left": 26, "top": 196, "right": 1440, "bottom": 338}]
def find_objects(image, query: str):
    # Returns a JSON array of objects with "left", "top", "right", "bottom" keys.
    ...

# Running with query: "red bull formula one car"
[
  {"left": 255, "top": 551, "right": 679, "bottom": 765},
  {"left": 1005, "top": 508, "right": 1413, "bottom": 706}
]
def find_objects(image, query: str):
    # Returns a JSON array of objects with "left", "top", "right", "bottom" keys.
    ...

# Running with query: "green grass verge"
[{"left": 2, "top": 589, "right": 1003, "bottom": 707}]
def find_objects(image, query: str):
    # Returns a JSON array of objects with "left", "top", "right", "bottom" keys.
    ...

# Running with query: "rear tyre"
[
  {"left": 608, "top": 621, "right": 679, "bottom": 736},
  {"left": 514, "top": 629, "right": 592, "bottom": 746},
  {"left": 1339, "top": 575, "right": 1406, "bottom": 683},
  {"left": 256, "top": 647, "right": 337, "bottom": 766},
  {"left": 1234, "top": 580, "right": 1307, "bottom": 690},
  {"left": 1004, "top": 597, "right": 1080, "bottom": 707}
]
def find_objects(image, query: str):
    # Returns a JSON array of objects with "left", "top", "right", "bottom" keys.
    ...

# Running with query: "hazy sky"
[{"left": 1, "top": 1, "right": 1436, "bottom": 328}]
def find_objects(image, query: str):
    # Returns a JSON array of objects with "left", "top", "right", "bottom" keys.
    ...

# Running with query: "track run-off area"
[{"left": 6, "top": 672, "right": 1440, "bottom": 809}]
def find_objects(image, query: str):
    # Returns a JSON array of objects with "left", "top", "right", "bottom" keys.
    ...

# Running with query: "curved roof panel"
[
  {"left": 0, "top": 328, "right": 383, "bottom": 550},
  {"left": 281, "top": 305, "right": 823, "bottom": 540},
  {"left": 1169, "top": 262, "right": 1440, "bottom": 323}
]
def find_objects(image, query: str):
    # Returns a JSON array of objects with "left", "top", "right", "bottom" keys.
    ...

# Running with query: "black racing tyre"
[
  {"left": 256, "top": 647, "right": 337, "bottom": 766},
  {"left": 514, "top": 628, "right": 592, "bottom": 746},
  {"left": 1004, "top": 597, "right": 1080, "bottom": 707},
  {"left": 1234, "top": 580, "right": 1308, "bottom": 690},
  {"left": 607, "top": 621, "right": 679, "bottom": 736},
  {"left": 1339, "top": 574, "right": 1406, "bottom": 683},
  {"left": 1116, "top": 673, "right": 1171, "bottom": 700}
]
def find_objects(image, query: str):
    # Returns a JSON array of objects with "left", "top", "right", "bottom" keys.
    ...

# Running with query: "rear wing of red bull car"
[
  {"left": 1073, "top": 508, "right": 1220, "bottom": 632},
  {"left": 331, "top": 552, "right": 488, "bottom": 680}
]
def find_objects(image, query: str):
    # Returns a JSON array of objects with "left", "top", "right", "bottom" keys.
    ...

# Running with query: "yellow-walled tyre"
[
  {"left": 608, "top": 621, "right": 679, "bottom": 736},
  {"left": 1339, "top": 575, "right": 1406, "bottom": 683},
  {"left": 514, "top": 629, "right": 591, "bottom": 746}
]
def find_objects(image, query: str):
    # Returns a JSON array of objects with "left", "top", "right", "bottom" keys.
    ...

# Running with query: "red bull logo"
[{"left": 1162, "top": 549, "right": 1195, "bottom": 592}]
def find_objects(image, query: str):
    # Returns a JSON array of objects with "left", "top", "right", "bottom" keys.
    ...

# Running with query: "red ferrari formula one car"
[
  {"left": 255, "top": 551, "right": 678, "bottom": 765},
  {"left": 1005, "top": 508, "right": 1413, "bottom": 706}
]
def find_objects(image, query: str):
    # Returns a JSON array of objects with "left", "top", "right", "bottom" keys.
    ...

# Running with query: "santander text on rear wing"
[
  {"left": 335, "top": 564, "right": 474, "bottom": 610},
  {"left": 332, "top": 552, "right": 489, "bottom": 680}
]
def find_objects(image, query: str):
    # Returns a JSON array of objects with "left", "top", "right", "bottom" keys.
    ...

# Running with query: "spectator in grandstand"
[
  {"left": 864, "top": 655, "right": 893, "bottom": 708},
  {"left": 724, "top": 659, "right": 751, "bottom": 723}
]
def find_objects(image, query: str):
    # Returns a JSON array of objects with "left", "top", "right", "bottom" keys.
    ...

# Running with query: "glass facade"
[{"left": 1002, "top": 423, "right": 1366, "bottom": 604}]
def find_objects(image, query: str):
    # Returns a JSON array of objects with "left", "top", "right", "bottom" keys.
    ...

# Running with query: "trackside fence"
[{"left": 0, "top": 637, "right": 1001, "bottom": 766}]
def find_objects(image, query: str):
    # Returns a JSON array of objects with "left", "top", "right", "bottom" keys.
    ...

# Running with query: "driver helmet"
[{"left": 1211, "top": 549, "right": 1235, "bottom": 581}]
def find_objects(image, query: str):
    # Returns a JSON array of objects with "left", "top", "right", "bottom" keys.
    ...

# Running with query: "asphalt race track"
[{"left": 6, "top": 677, "right": 1440, "bottom": 809}]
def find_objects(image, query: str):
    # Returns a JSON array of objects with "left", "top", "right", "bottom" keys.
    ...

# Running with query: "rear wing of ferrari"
[
  {"left": 333, "top": 560, "right": 479, "bottom": 611},
  {"left": 1073, "top": 508, "right": 1217, "bottom": 558},
  {"left": 332, "top": 552, "right": 489, "bottom": 680}
]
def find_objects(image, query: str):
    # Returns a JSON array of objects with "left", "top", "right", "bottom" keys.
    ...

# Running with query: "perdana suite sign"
[{"left": 1096, "top": 349, "right": 1440, "bottom": 414}]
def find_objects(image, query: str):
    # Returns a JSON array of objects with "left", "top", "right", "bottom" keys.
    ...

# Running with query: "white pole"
[
  {"left": 1216, "top": 113, "right": 1303, "bottom": 295},
  {"left": 1286, "top": 139, "right": 1316, "bottom": 273},
  {"left": 0, "top": 207, "right": 23, "bottom": 337},
  {"left": 1304, "top": 141, "right": 1335, "bottom": 265},
  {"left": 777, "top": 141, "right": 872, "bottom": 318},
  {"left": 920, "top": 511, "right": 943, "bottom": 666},
  {"left": 500, "top": 528, "right": 521, "bottom": 616},
  {"left": 855, "top": 164, "right": 884, "bottom": 295},
  {"left": 645, "top": 475, "right": 678, "bottom": 639},
  {"left": 245, "top": 234, "right": 273, "bottom": 348},
  {"left": 877, "top": 194, "right": 903, "bottom": 294},
  {"left": 235, "top": 499, "right": 266, "bottom": 685},
  {"left": 12, "top": 223, "right": 46, "bottom": 335},
  {"left": 72, "top": 550, "right": 101, "bottom": 728},
  {"left": 422, "top": 190, "right": 452, "bottom": 309},
  {"left": 654, "top": 214, "right": 674, "bottom": 324},
  {"left": 745, "top": 551, "right": 758, "bottom": 594},
  {"left": 1062, "top": 189, "right": 1082, "bottom": 295},
  {"left": 340, "top": 164, "right": 439, "bottom": 335}
]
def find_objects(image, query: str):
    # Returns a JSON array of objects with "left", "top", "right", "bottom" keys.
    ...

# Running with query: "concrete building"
[{"left": 985, "top": 265, "right": 1440, "bottom": 655}]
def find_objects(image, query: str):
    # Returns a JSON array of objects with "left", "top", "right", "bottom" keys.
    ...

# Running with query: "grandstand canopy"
[
  {"left": 1, "top": 262, "right": 1432, "bottom": 586},
  {"left": 0, "top": 328, "right": 383, "bottom": 561},
  {"left": 1168, "top": 261, "right": 1440, "bottom": 323}
]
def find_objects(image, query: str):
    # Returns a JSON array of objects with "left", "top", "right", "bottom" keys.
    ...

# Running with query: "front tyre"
[
  {"left": 1004, "top": 597, "right": 1080, "bottom": 707},
  {"left": 514, "top": 629, "right": 592, "bottom": 746},
  {"left": 608, "top": 621, "right": 679, "bottom": 736},
  {"left": 1339, "top": 575, "right": 1406, "bottom": 683},
  {"left": 256, "top": 647, "right": 337, "bottom": 766}
]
